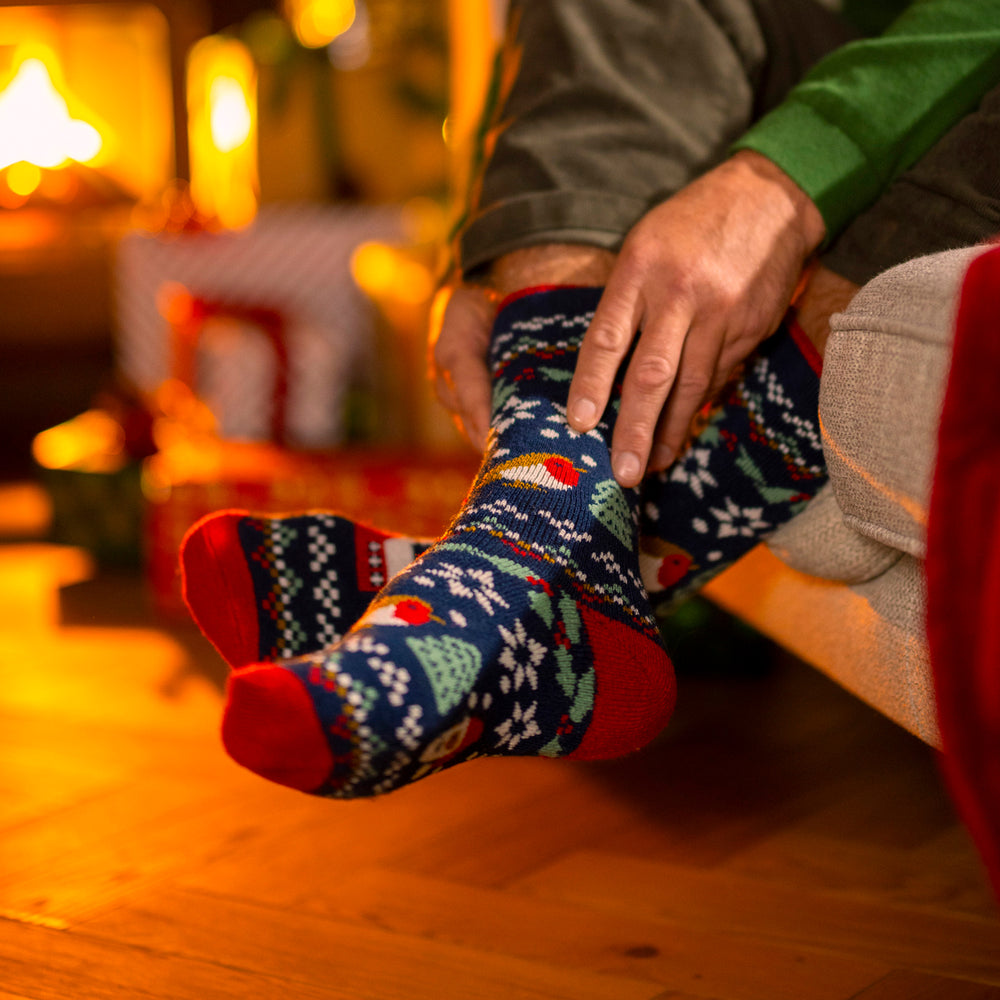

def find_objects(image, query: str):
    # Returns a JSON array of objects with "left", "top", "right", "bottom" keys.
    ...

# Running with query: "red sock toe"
[
  {"left": 222, "top": 665, "right": 334, "bottom": 792},
  {"left": 180, "top": 512, "right": 261, "bottom": 667}
]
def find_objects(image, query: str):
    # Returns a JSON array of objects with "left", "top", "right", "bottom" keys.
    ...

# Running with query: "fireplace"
[{"left": 0, "top": 0, "right": 206, "bottom": 477}]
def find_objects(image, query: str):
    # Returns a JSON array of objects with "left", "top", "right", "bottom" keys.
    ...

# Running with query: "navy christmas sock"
[
  {"left": 639, "top": 320, "right": 827, "bottom": 607},
  {"left": 185, "top": 322, "right": 825, "bottom": 675},
  {"left": 183, "top": 321, "right": 826, "bottom": 666},
  {"left": 182, "top": 512, "right": 430, "bottom": 668},
  {"left": 220, "top": 287, "right": 676, "bottom": 797}
]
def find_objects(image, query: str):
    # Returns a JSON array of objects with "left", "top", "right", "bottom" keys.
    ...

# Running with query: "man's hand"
[
  {"left": 566, "top": 150, "right": 827, "bottom": 486},
  {"left": 429, "top": 283, "right": 497, "bottom": 452},
  {"left": 429, "top": 244, "right": 616, "bottom": 452}
]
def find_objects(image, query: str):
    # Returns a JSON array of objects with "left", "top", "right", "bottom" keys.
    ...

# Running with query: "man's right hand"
[{"left": 429, "top": 244, "right": 616, "bottom": 453}]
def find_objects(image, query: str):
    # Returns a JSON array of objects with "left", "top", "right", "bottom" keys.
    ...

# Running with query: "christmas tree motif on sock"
[
  {"left": 181, "top": 512, "right": 430, "bottom": 668},
  {"left": 221, "top": 287, "right": 676, "bottom": 798},
  {"left": 639, "top": 319, "right": 827, "bottom": 607}
]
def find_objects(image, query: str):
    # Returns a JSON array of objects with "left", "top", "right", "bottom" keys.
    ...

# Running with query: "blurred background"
[{"left": 0, "top": 0, "right": 504, "bottom": 611}]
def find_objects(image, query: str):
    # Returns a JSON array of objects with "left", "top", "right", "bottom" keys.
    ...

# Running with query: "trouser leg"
[
  {"left": 822, "top": 83, "right": 1000, "bottom": 285},
  {"left": 459, "top": 0, "right": 855, "bottom": 275}
]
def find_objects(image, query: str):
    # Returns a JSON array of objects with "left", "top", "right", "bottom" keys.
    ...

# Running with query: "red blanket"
[{"left": 926, "top": 243, "right": 1000, "bottom": 902}]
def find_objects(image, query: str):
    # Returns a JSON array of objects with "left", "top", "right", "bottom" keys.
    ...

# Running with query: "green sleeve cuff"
[{"left": 731, "top": 102, "right": 883, "bottom": 242}]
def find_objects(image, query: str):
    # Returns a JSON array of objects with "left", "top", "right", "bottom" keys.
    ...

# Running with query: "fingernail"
[
  {"left": 649, "top": 444, "right": 675, "bottom": 470},
  {"left": 571, "top": 398, "right": 597, "bottom": 428},
  {"left": 613, "top": 451, "right": 641, "bottom": 484}
]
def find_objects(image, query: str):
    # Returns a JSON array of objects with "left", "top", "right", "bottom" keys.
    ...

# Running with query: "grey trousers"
[{"left": 459, "top": 0, "right": 1000, "bottom": 285}]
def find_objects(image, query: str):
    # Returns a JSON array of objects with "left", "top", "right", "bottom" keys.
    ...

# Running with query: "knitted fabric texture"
[{"left": 220, "top": 287, "right": 676, "bottom": 798}]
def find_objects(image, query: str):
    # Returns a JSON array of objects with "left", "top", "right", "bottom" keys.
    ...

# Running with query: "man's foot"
[
  {"left": 221, "top": 288, "right": 676, "bottom": 797},
  {"left": 639, "top": 317, "right": 828, "bottom": 606},
  {"left": 181, "top": 512, "right": 429, "bottom": 667}
]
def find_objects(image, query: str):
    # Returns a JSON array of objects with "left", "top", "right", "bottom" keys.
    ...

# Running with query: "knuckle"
[
  {"left": 675, "top": 368, "right": 712, "bottom": 399},
  {"left": 588, "top": 320, "right": 630, "bottom": 355},
  {"left": 630, "top": 353, "right": 675, "bottom": 394}
]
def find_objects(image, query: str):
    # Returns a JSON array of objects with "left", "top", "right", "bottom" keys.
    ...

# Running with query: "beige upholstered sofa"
[{"left": 703, "top": 245, "right": 988, "bottom": 748}]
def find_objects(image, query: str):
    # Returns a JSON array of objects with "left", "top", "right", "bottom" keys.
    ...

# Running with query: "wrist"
[
  {"left": 488, "top": 244, "right": 616, "bottom": 296},
  {"left": 729, "top": 150, "right": 826, "bottom": 258}
]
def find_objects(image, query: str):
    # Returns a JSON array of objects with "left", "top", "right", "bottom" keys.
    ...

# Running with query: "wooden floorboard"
[{"left": 0, "top": 561, "right": 997, "bottom": 999}]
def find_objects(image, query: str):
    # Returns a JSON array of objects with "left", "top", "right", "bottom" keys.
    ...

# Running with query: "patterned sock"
[
  {"left": 221, "top": 287, "right": 676, "bottom": 798},
  {"left": 181, "top": 512, "right": 430, "bottom": 668},
  {"left": 184, "top": 321, "right": 825, "bottom": 666},
  {"left": 638, "top": 320, "right": 827, "bottom": 608}
]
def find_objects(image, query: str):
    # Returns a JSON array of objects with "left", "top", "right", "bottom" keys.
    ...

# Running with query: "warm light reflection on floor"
[
  {"left": 0, "top": 543, "right": 92, "bottom": 632},
  {"left": 0, "top": 541, "right": 221, "bottom": 735}
]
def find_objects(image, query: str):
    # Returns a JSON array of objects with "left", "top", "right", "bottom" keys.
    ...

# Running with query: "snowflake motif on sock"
[
  {"left": 710, "top": 496, "right": 770, "bottom": 538},
  {"left": 314, "top": 613, "right": 341, "bottom": 647},
  {"left": 534, "top": 508, "right": 592, "bottom": 545},
  {"left": 492, "top": 395, "right": 543, "bottom": 436},
  {"left": 306, "top": 523, "right": 336, "bottom": 573},
  {"left": 497, "top": 618, "right": 544, "bottom": 693},
  {"left": 312, "top": 577, "right": 341, "bottom": 618},
  {"left": 495, "top": 700, "right": 541, "bottom": 750},
  {"left": 668, "top": 447, "right": 719, "bottom": 499},
  {"left": 341, "top": 634, "right": 390, "bottom": 656},
  {"left": 372, "top": 749, "right": 413, "bottom": 795},
  {"left": 415, "top": 562, "right": 509, "bottom": 616}
]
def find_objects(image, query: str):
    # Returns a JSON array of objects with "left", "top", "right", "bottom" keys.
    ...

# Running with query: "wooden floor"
[{"left": 1, "top": 558, "right": 999, "bottom": 999}]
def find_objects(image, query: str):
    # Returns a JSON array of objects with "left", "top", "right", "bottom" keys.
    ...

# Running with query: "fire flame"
[{"left": 0, "top": 56, "right": 103, "bottom": 171}]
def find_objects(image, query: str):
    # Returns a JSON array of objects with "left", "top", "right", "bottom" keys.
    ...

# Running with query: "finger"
[
  {"left": 648, "top": 328, "right": 727, "bottom": 471},
  {"left": 445, "top": 355, "right": 492, "bottom": 452},
  {"left": 607, "top": 303, "right": 693, "bottom": 486},
  {"left": 429, "top": 285, "right": 496, "bottom": 451},
  {"left": 567, "top": 271, "right": 644, "bottom": 433}
]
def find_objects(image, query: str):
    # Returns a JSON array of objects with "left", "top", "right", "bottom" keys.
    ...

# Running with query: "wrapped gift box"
[{"left": 115, "top": 203, "right": 405, "bottom": 448}]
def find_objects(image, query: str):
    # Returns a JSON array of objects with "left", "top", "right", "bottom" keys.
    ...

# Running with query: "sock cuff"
[
  {"left": 787, "top": 316, "right": 824, "bottom": 376},
  {"left": 496, "top": 283, "right": 602, "bottom": 313},
  {"left": 490, "top": 285, "right": 603, "bottom": 373}
]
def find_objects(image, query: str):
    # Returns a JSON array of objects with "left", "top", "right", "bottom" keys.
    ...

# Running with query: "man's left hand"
[{"left": 566, "top": 150, "right": 827, "bottom": 486}]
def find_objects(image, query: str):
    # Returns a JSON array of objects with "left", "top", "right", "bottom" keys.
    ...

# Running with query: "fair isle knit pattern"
[
  {"left": 221, "top": 287, "right": 675, "bottom": 799},
  {"left": 182, "top": 512, "right": 430, "bottom": 669},
  {"left": 639, "top": 323, "right": 827, "bottom": 608},
  {"left": 185, "top": 324, "right": 827, "bottom": 668},
  {"left": 242, "top": 516, "right": 432, "bottom": 661}
]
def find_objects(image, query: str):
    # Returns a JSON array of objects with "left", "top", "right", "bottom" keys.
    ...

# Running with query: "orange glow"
[
  {"left": 0, "top": 206, "right": 64, "bottom": 248},
  {"left": 32, "top": 410, "right": 126, "bottom": 474},
  {"left": 6, "top": 160, "right": 41, "bottom": 197},
  {"left": 446, "top": 0, "right": 500, "bottom": 198},
  {"left": 0, "top": 6, "right": 173, "bottom": 201},
  {"left": 0, "top": 482, "right": 52, "bottom": 538},
  {"left": 0, "top": 54, "right": 104, "bottom": 171},
  {"left": 351, "top": 241, "right": 435, "bottom": 306},
  {"left": 156, "top": 281, "right": 197, "bottom": 327},
  {"left": 285, "top": 0, "right": 354, "bottom": 49},
  {"left": 209, "top": 76, "right": 253, "bottom": 153},
  {"left": 187, "top": 36, "right": 259, "bottom": 230}
]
